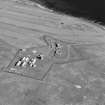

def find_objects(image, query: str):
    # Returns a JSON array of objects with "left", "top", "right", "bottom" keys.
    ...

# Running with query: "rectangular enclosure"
[{"left": 2, "top": 48, "right": 53, "bottom": 80}]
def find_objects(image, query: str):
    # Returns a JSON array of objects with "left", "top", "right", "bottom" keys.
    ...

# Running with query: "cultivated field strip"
[
  {"left": 0, "top": 3, "right": 61, "bottom": 28},
  {"left": 3, "top": 5, "right": 61, "bottom": 23},
  {"left": 0, "top": 11, "right": 59, "bottom": 29},
  {"left": 0, "top": 18, "right": 104, "bottom": 45}
]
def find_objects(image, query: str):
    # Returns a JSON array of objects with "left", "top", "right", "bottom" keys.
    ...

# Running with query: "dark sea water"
[{"left": 30, "top": 0, "right": 105, "bottom": 25}]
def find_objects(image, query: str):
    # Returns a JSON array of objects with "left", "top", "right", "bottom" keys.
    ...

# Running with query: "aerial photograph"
[{"left": 0, "top": 0, "right": 105, "bottom": 105}]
